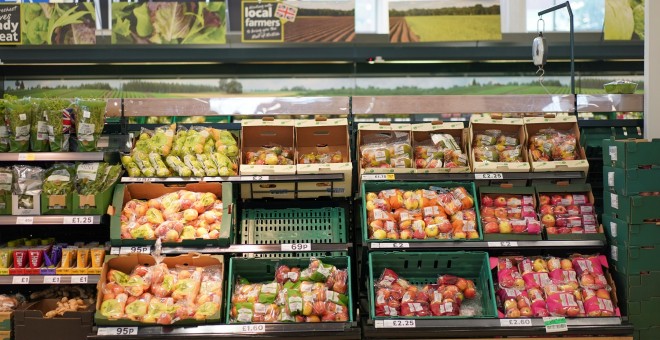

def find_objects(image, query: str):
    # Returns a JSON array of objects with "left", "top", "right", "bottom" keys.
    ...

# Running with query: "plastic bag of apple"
[
  {"left": 365, "top": 186, "right": 478, "bottom": 240},
  {"left": 495, "top": 255, "right": 616, "bottom": 318},
  {"left": 230, "top": 258, "right": 349, "bottom": 323},
  {"left": 529, "top": 129, "right": 578, "bottom": 161},
  {"left": 538, "top": 193, "right": 599, "bottom": 234},
  {"left": 414, "top": 134, "right": 468, "bottom": 169},
  {"left": 374, "top": 269, "right": 481, "bottom": 317},
  {"left": 120, "top": 190, "right": 223, "bottom": 242},
  {"left": 360, "top": 134, "right": 413, "bottom": 169},
  {"left": 480, "top": 194, "right": 541, "bottom": 234}
]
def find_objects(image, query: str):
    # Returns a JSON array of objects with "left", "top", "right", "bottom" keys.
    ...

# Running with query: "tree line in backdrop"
[{"left": 390, "top": 5, "right": 500, "bottom": 17}]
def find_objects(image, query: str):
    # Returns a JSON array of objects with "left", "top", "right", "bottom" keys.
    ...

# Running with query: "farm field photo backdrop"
[
  {"left": 389, "top": 0, "right": 501, "bottom": 43},
  {"left": 282, "top": 1, "right": 355, "bottom": 42}
]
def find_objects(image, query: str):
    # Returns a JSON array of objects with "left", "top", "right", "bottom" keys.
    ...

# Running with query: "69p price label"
[{"left": 281, "top": 243, "right": 311, "bottom": 251}]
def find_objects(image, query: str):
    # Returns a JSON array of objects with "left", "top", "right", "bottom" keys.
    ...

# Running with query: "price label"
[
  {"left": 18, "top": 153, "right": 36, "bottom": 161},
  {"left": 16, "top": 216, "right": 34, "bottom": 225},
  {"left": 244, "top": 176, "right": 269, "bottom": 181},
  {"left": 378, "top": 319, "right": 416, "bottom": 328},
  {"left": 63, "top": 216, "right": 94, "bottom": 225},
  {"left": 239, "top": 324, "right": 266, "bottom": 333},
  {"left": 110, "top": 247, "right": 120, "bottom": 255},
  {"left": 43, "top": 276, "right": 61, "bottom": 284},
  {"left": 487, "top": 241, "right": 519, "bottom": 247},
  {"left": 607, "top": 172, "right": 614, "bottom": 187},
  {"left": 378, "top": 242, "right": 410, "bottom": 249},
  {"left": 500, "top": 318, "right": 532, "bottom": 327},
  {"left": 72, "top": 275, "right": 88, "bottom": 284},
  {"left": 609, "top": 146, "right": 618, "bottom": 161},
  {"left": 610, "top": 193, "right": 619, "bottom": 209},
  {"left": 543, "top": 316, "right": 568, "bottom": 333},
  {"left": 97, "top": 327, "right": 138, "bottom": 336},
  {"left": 611, "top": 245, "right": 618, "bottom": 261},
  {"left": 12, "top": 276, "right": 30, "bottom": 284},
  {"left": 281, "top": 243, "right": 311, "bottom": 251},
  {"left": 475, "top": 173, "right": 504, "bottom": 180},
  {"left": 610, "top": 221, "right": 617, "bottom": 238},
  {"left": 119, "top": 246, "right": 151, "bottom": 255},
  {"left": 134, "top": 177, "right": 155, "bottom": 182},
  {"left": 362, "top": 174, "right": 395, "bottom": 181}
]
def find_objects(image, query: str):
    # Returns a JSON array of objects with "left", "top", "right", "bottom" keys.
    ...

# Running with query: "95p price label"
[
  {"left": 119, "top": 246, "right": 150, "bottom": 255},
  {"left": 281, "top": 243, "right": 311, "bottom": 251},
  {"left": 97, "top": 327, "right": 138, "bottom": 336},
  {"left": 500, "top": 318, "right": 532, "bottom": 327}
]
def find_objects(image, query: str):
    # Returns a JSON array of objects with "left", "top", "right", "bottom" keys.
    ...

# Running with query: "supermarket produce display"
[{"left": 0, "top": 94, "right": 647, "bottom": 340}]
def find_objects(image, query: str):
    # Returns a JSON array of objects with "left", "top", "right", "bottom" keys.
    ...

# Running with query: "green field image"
[{"left": 405, "top": 15, "right": 501, "bottom": 41}]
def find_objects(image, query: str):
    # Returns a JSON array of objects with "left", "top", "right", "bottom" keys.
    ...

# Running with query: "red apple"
[
  {"left": 563, "top": 194, "right": 574, "bottom": 206},
  {"left": 519, "top": 306, "right": 533, "bottom": 317},
  {"left": 539, "top": 194, "right": 550, "bottom": 206},
  {"left": 546, "top": 227, "right": 557, "bottom": 234},
  {"left": 481, "top": 207, "right": 495, "bottom": 217},
  {"left": 596, "top": 289, "right": 611, "bottom": 300},
  {"left": 494, "top": 207, "right": 508, "bottom": 219},
  {"left": 551, "top": 194, "right": 563, "bottom": 205},
  {"left": 512, "top": 220, "right": 526, "bottom": 233},
  {"left": 484, "top": 221, "right": 499, "bottom": 233},
  {"left": 482, "top": 216, "right": 497, "bottom": 223},
  {"left": 541, "top": 214, "right": 556, "bottom": 228},
  {"left": 554, "top": 205, "right": 567, "bottom": 215},
  {"left": 437, "top": 219, "right": 453, "bottom": 233},
  {"left": 425, "top": 224, "right": 440, "bottom": 238},
  {"left": 566, "top": 205, "right": 580, "bottom": 215},
  {"left": 400, "top": 229, "right": 412, "bottom": 240},
  {"left": 494, "top": 196, "right": 507, "bottom": 207},
  {"left": 481, "top": 195, "right": 494, "bottom": 207},
  {"left": 540, "top": 205, "right": 554, "bottom": 215}
]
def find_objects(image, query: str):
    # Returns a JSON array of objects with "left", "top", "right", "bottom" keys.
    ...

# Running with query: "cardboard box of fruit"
[
  {"left": 14, "top": 298, "right": 95, "bottom": 340},
  {"left": 469, "top": 114, "right": 531, "bottom": 173},
  {"left": 524, "top": 115, "right": 589, "bottom": 173},
  {"left": 95, "top": 253, "right": 223, "bottom": 326},
  {"left": 478, "top": 185, "right": 542, "bottom": 241},
  {"left": 411, "top": 122, "right": 470, "bottom": 174},
  {"left": 369, "top": 251, "right": 497, "bottom": 319},
  {"left": 295, "top": 118, "right": 352, "bottom": 198},
  {"left": 109, "top": 182, "right": 234, "bottom": 247},
  {"left": 536, "top": 183, "right": 604, "bottom": 241},
  {"left": 358, "top": 123, "right": 414, "bottom": 174},
  {"left": 240, "top": 118, "right": 296, "bottom": 199},
  {"left": 362, "top": 182, "right": 481, "bottom": 242}
]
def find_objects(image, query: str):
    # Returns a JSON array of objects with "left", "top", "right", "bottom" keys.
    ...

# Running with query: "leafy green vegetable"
[
  {"left": 604, "top": 0, "right": 634, "bottom": 40},
  {"left": 6, "top": 99, "right": 33, "bottom": 152},
  {"left": 75, "top": 162, "right": 109, "bottom": 195},
  {"left": 149, "top": 3, "right": 192, "bottom": 44},
  {"left": 134, "top": 3, "right": 154, "bottom": 37},
  {"left": 43, "top": 164, "right": 74, "bottom": 195},
  {"left": 0, "top": 100, "right": 9, "bottom": 153},
  {"left": 74, "top": 99, "right": 106, "bottom": 151},
  {"left": 0, "top": 167, "right": 12, "bottom": 212},
  {"left": 633, "top": 4, "right": 644, "bottom": 39},
  {"left": 31, "top": 99, "right": 49, "bottom": 152},
  {"left": 43, "top": 98, "right": 73, "bottom": 152},
  {"left": 21, "top": 3, "right": 96, "bottom": 45}
]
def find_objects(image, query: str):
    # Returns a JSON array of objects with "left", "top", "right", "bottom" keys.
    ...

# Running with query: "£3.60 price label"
[
  {"left": 97, "top": 327, "right": 138, "bottom": 336},
  {"left": 281, "top": 243, "right": 311, "bottom": 251},
  {"left": 500, "top": 318, "right": 533, "bottom": 327},
  {"left": 63, "top": 216, "right": 94, "bottom": 224}
]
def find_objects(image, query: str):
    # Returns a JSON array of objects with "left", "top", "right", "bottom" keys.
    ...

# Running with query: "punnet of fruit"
[
  {"left": 480, "top": 193, "right": 541, "bottom": 235},
  {"left": 229, "top": 258, "right": 349, "bottom": 323},
  {"left": 374, "top": 268, "right": 480, "bottom": 317},
  {"left": 495, "top": 255, "right": 616, "bottom": 318},
  {"left": 538, "top": 192, "right": 598, "bottom": 235},
  {"left": 365, "top": 185, "right": 478, "bottom": 240}
]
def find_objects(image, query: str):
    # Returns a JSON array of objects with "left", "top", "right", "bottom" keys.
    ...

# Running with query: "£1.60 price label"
[
  {"left": 97, "top": 327, "right": 138, "bottom": 336},
  {"left": 63, "top": 216, "right": 94, "bottom": 225},
  {"left": 500, "top": 318, "right": 533, "bottom": 327},
  {"left": 240, "top": 324, "right": 266, "bottom": 333},
  {"left": 281, "top": 243, "right": 311, "bottom": 251}
]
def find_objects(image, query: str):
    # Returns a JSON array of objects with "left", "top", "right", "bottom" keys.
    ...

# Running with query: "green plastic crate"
[
  {"left": 604, "top": 193, "right": 660, "bottom": 224},
  {"left": 226, "top": 256, "right": 353, "bottom": 323},
  {"left": 240, "top": 207, "right": 346, "bottom": 258},
  {"left": 609, "top": 236, "right": 660, "bottom": 276},
  {"left": 611, "top": 269, "right": 660, "bottom": 305},
  {"left": 635, "top": 326, "right": 660, "bottom": 340},
  {"left": 603, "top": 138, "right": 660, "bottom": 169},
  {"left": 361, "top": 181, "right": 482, "bottom": 243},
  {"left": 603, "top": 166, "right": 660, "bottom": 196},
  {"left": 603, "top": 215, "right": 660, "bottom": 248},
  {"left": 368, "top": 251, "right": 497, "bottom": 319},
  {"left": 627, "top": 297, "right": 660, "bottom": 329}
]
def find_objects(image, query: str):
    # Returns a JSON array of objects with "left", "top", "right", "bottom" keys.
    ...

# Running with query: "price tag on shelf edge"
[
  {"left": 43, "top": 276, "right": 61, "bottom": 284},
  {"left": 72, "top": 275, "right": 89, "bottom": 284},
  {"left": 475, "top": 173, "right": 504, "bottom": 180},
  {"left": 376, "top": 319, "right": 416, "bottom": 328},
  {"left": 97, "top": 327, "right": 138, "bottom": 336},
  {"left": 500, "top": 318, "right": 532, "bottom": 327},
  {"left": 487, "top": 241, "right": 518, "bottom": 247},
  {"left": 119, "top": 246, "right": 151, "bottom": 255},
  {"left": 16, "top": 216, "right": 34, "bottom": 225},
  {"left": 243, "top": 175, "right": 269, "bottom": 181},
  {"left": 543, "top": 317, "right": 568, "bottom": 333},
  {"left": 238, "top": 324, "right": 266, "bottom": 333},
  {"left": 63, "top": 216, "right": 95, "bottom": 225},
  {"left": 12, "top": 276, "right": 30, "bottom": 284},
  {"left": 18, "top": 153, "right": 36, "bottom": 161},
  {"left": 281, "top": 243, "right": 311, "bottom": 251},
  {"left": 377, "top": 242, "right": 410, "bottom": 249},
  {"left": 362, "top": 174, "right": 395, "bottom": 181}
]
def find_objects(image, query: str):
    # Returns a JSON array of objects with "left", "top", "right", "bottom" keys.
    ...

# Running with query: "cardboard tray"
[
  {"left": 109, "top": 182, "right": 234, "bottom": 247},
  {"left": 469, "top": 115, "right": 531, "bottom": 173},
  {"left": 40, "top": 193, "right": 73, "bottom": 215},
  {"left": 14, "top": 299, "right": 94, "bottom": 340},
  {"left": 358, "top": 123, "right": 415, "bottom": 174},
  {"left": 411, "top": 122, "right": 471, "bottom": 174},
  {"left": 524, "top": 116, "right": 589, "bottom": 173},
  {"left": 94, "top": 253, "right": 224, "bottom": 326}
]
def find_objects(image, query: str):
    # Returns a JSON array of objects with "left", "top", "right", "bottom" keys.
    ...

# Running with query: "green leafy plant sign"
[
  {"left": 112, "top": 1, "right": 226, "bottom": 44},
  {"left": 21, "top": 3, "right": 96, "bottom": 45}
]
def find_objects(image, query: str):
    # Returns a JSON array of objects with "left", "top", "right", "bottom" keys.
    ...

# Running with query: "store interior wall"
[{"left": 644, "top": 0, "right": 657, "bottom": 138}]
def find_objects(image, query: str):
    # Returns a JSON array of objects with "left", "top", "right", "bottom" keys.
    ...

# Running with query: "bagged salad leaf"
[
  {"left": 0, "top": 99, "right": 10, "bottom": 152},
  {"left": 43, "top": 98, "right": 73, "bottom": 152},
  {"left": 43, "top": 164, "right": 75, "bottom": 195},
  {"left": 12, "top": 165, "right": 44, "bottom": 196},
  {"left": 0, "top": 167, "right": 12, "bottom": 212},
  {"left": 31, "top": 99, "right": 49, "bottom": 152},
  {"left": 74, "top": 99, "right": 106, "bottom": 151},
  {"left": 75, "top": 162, "right": 121, "bottom": 195},
  {"left": 6, "top": 99, "right": 33, "bottom": 152}
]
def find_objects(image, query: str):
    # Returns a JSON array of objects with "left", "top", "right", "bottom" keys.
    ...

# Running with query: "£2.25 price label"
[{"left": 376, "top": 319, "right": 416, "bottom": 328}]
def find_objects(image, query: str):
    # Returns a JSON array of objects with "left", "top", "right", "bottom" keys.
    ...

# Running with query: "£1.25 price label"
[{"left": 63, "top": 216, "right": 95, "bottom": 225}]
